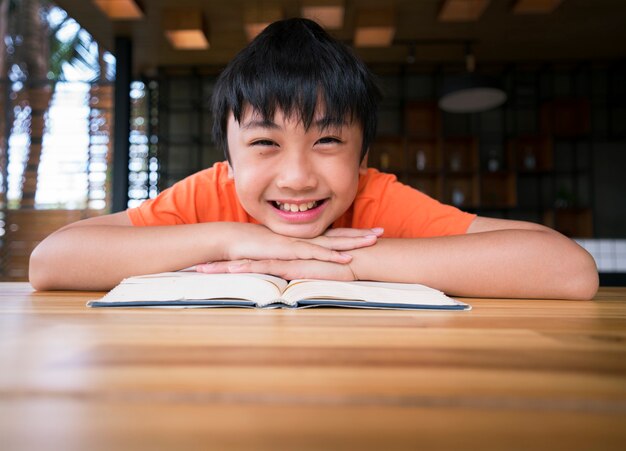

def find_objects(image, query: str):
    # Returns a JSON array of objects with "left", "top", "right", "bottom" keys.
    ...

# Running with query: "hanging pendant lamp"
[{"left": 439, "top": 43, "right": 507, "bottom": 113}]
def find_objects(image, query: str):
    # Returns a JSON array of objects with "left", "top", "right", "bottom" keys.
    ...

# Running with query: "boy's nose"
[{"left": 274, "top": 151, "right": 318, "bottom": 191}]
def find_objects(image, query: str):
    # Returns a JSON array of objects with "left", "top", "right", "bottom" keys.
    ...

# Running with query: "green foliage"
[
  {"left": 5, "top": 0, "right": 104, "bottom": 82},
  {"left": 49, "top": 20, "right": 100, "bottom": 82}
]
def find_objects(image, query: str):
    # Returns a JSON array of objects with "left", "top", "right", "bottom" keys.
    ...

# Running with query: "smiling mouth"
[{"left": 270, "top": 199, "right": 327, "bottom": 212}]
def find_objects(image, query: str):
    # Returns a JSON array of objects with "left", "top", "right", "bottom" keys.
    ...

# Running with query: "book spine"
[{"left": 256, "top": 298, "right": 296, "bottom": 308}]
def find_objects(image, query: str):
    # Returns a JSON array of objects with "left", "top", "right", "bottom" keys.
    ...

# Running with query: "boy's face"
[{"left": 227, "top": 107, "right": 364, "bottom": 238}]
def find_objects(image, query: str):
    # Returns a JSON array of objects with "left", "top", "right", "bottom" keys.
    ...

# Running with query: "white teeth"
[{"left": 275, "top": 201, "right": 320, "bottom": 212}]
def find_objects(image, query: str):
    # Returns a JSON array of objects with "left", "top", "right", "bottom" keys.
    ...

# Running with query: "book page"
[
  {"left": 94, "top": 272, "right": 288, "bottom": 304},
  {"left": 282, "top": 279, "right": 455, "bottom": 306}
]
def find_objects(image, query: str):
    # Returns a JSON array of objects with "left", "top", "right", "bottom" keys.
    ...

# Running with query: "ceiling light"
[
  {"left": 354, "top": 8, "right": 395, "bottom": 47},
  {"left": 438, "top": 0, "right": 490, "bottom": 22},
  {"left": 301, "top": 1, "right": 344, "bottom": 29},
  {"left": 163, "top": 8, "right": 209, "bottom": 50},
  {"left": 439, "top": 74, "right": 507, "bottom": 113},
  {"left": 93, "top": 0, "right": 144, "bottom": 20},
  {"left": 243, "top": 6, "right": 283, "bottom": 41},
  {"left": 438, "top": 43, "right": 507, "bottom": 113},
  {"left": 512, "top": 0, "right": 564, "bottom": 14}
]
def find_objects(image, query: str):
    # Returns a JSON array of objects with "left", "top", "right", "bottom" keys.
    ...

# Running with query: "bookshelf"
[{"left": 368, "top": 65, "right": 603, "bottom": 237}]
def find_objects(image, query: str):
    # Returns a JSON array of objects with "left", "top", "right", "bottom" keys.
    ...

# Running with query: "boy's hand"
[
  {"left": 224, "top": 223, "right": 382, "bottom": 265},
  {"left": 196, "top": 258, "right": 357, "bottom": 281}
]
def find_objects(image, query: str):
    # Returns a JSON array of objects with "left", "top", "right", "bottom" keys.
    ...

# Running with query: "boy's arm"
[
  {"left": 207, "top": 217, "right": 598, "bottom": 300},
  {"left": 28, "top": 212, "right": 380, "bottom": 291},
  {"left": 29, "top": 212, "right": 226, "bottom": 291},
  {"left": 347, "top": 217, "right": 598, "bottom": 300}
]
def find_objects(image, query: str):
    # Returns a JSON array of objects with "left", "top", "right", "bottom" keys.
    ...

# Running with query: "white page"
[
  {"left": 94, "top": 272, "right": 287, "bottom": 304},
  {"left": 282, "top": 279, "right": 454, "bottom": 305}
]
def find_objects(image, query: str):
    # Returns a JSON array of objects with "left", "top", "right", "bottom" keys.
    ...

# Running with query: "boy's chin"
[{"left": 267, "top": 223, "right": 327, "bottom": 239}]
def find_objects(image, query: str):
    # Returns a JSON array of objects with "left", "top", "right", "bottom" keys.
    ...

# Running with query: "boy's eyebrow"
[
  {"left": 240, "top": 119, "right": 282, "bottom": 130},
  {"left": 240, "top": 116, "right": 348, "bottom": 131},
  {"left": 315, "top": 117, "right": 348, "bottom": 130}
]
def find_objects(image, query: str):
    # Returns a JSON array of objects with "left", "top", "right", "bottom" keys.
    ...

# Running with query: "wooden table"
[{"left": 1, "top": 283, "right": 625, "bottom": 451}]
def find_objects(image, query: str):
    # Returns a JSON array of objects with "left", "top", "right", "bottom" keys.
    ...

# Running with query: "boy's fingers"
[
  {"left": 228, "top": 259, "right": 286, "bottom": 278},
  {"left": 323, "top": 227, "right": 384, "bottom": 237},
  {"left": 308, "top": 234, "right": 378, "bottom": 251},
  {"left": 200, "top": 259, "right": 293, "bottom": 279},
  {"left": 196, "top": 261, "right": 241, "bottom": 273},
  {"left": 226, "top": 259, "right": 355, "bottom": 281},
  {"left": 292, "top": 242, "right": 353, "bottom": 263},
  {"left": 207, "top": 236, "right": 362, "bottom": 266},
  {"left": 201, "top": 242, "right": 351, "bottom": 267},
  {"left": 196, "top": 262, "right": 221, "bottom": 273}
]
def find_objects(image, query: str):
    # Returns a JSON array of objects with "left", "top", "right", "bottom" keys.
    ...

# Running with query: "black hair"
[{"left": 211, "top": 17, "right": 382, "bottom": 162}]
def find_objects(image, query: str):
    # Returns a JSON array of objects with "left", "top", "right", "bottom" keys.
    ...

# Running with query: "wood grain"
[{"left": 1, "top": 283, "right": 625, "bottom": 451}]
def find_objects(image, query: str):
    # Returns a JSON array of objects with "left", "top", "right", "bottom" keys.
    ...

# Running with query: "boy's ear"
[{"left": 359, "top": 150, "right": 369, "bottom": 175}]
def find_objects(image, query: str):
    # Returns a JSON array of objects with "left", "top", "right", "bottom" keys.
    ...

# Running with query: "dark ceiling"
[{"left": 55, "top": 0, "right": 626, "bottom": 76}]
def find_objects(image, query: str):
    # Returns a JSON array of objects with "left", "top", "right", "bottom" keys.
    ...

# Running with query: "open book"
[{"left": 87, "top": 271, "right": 470, "bottom": 311}]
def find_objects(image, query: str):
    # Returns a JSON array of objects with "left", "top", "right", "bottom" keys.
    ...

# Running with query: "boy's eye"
[
  {"left": 251, "top": 139, "right": 277, "bottom": 146},
  {"left": 316, "top": 136, "right": 342, "bottom": 145}
]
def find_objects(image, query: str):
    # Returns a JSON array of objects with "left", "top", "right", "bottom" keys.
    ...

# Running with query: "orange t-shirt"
[{"left": 127, "top": 161, "right": 476, "bottom": 237}]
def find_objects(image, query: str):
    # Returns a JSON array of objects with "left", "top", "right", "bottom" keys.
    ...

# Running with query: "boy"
[{"left": 29, "top": 18, "right": 598, "bottom": 299}]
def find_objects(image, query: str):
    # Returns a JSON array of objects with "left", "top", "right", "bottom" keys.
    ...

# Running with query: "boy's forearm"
[
  {"left": 348, "top": 230, "right": 598, "bottom": 300},
  {"left": 29, "top": 223, "right": 230, "bottom": 291}
]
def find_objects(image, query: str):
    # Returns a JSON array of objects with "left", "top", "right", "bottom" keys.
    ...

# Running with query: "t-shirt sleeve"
[
  {"left": 357, "top": 171, "right": 476, "bottom": 238},
  {"left": 126, "top": 172, "right": 206, "bottom": 226}
]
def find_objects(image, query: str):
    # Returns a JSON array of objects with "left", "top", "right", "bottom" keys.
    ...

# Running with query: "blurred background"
[{"left": 0, "top": 0, "right": 625, "bottom": 283}]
